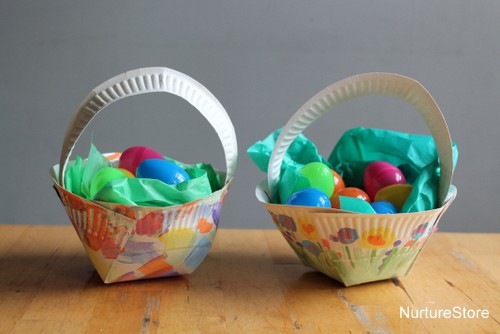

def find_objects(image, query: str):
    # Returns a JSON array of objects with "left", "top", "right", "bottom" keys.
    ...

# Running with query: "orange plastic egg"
[
  {"left": 330, "top": 187, "right": 371, "bottom": 209},
  {"left": 332, "top": 169, "right": 345, "bottom": 195}
]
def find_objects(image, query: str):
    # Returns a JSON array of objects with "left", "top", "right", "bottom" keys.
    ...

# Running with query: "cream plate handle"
[
  {"left": 59, "top": 67, "right": 237, "bottom": 187},
  {"left": 267, "top": 72, "right": 453, "bottom": 206}
]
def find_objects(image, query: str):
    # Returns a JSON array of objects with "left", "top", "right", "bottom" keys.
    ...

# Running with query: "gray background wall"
[{"left": 1, "top": 1, "right": 499, "bottom": 232}]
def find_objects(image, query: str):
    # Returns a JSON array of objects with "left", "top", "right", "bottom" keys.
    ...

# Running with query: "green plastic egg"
[
  {"left": 90, "top": 167, "right": 130, "bottom": 199},
  {"left": 295, "top": 162, "right": 335, "bottom": 198}
]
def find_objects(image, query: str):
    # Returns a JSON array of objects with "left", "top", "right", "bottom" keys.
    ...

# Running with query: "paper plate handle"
[
  {"left": 58, "top": 67, "right": 238, "bottom": 187},
  {"left": 267, "top": 72, "right": 453, "bottom": 207}
]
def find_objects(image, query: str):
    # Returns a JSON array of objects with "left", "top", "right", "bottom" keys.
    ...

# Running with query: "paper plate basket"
[
  {"left": 51, "top": 67, "right": 237, "bottom": 283},
  {"left": 256, "top": 72, "right": 457, "bottom": 286}
]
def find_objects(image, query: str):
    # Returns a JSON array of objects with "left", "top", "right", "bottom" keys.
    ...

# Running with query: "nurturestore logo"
[{"left": 400, "top": 306, "right": 490, "bottom": 319}]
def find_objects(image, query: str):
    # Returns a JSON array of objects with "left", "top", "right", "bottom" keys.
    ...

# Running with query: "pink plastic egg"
[
  {"left": 363, "top": 161, "right": 406, "bottom": 200},
  {"left": 118, "top": 146, "right": 165, "bottom": 176}
]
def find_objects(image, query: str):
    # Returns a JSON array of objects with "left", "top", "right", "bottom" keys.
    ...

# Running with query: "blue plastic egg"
[
  {"left": 136, "top": 159, "right": 190, "bottom": 185},
  {"left": 285, "top": 188, "right": 331, "bottom": 208},
  {"left": 370, "top": 200, "right": 398, "bottom": 214}
]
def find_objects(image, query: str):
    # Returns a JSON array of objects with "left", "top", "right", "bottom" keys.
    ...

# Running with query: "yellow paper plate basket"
[
  {"left": 256, "top": 72, "right": 456, "bottom": 286},
  {"left": 50, "top": 67, "right": 238, "bottom": 283}
]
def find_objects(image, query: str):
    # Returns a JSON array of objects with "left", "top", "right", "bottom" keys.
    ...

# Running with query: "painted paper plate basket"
[
  {"left": 50, "top": 67, "right": 237, "bottom": 283},
  {"left": 256, "top": 72, "right": 457, "bottom": 286}
]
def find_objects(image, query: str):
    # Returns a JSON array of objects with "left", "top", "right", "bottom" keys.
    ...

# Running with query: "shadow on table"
[
  {"left": 198, "top": 248, "right": 393, "bottom": 295},
  {"left": 0, "top": 252, "right": 99, "bottom": 291},
  {"left": 0, "top": 252, "right": 196, "bottom": 292},
  {"left": 0, "top": 242, "right": 392, "bottom": 295}
]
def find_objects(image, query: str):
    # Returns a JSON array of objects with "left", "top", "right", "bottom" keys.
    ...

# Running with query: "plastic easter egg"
[
  {"left": 374, "top": 184, "right": 413, "bottom": 212},
  {"left": 136, "top": 159, "right": 190, "bottom": 185},
  {"left": 296, "top": 162, "right": 335, "bottom": 198},
  {"left": 332, "top": 169, "right": 345, "bottom": 195},
  {"left": 330, "top": 187, "right": 371, "bottom": 209},
  {"left": 363, "top": 161, "right": 407, "bottom": 200},
  {"left": 117, "top": 168, "right": 135, "bottom": 178},
  {"left": 371, "top": 200, "right": 398, "bottom": 214},
  {"left": 118, "top": 146, "right": 165, "bottom": 176},
  {"left": 90, "top": 167, "right": 130, "bottom": 199},
  {"left": 285, "top": 188, "right": 331, "bottom": 208}
]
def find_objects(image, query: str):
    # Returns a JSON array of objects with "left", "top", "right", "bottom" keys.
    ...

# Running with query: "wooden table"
[{"left": 0, "top": 226, "right": 498, "bottom": 334}]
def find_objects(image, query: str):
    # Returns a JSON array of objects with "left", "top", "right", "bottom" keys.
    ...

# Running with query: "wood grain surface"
[{"left": 0, "top": 226, "right": 498, "bottom": 333}]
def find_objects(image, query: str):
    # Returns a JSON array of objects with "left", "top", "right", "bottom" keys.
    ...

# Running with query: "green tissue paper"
[
  {"left": 64, "top": 144, "right": 222, "bottom": 207},
  {"left": 247, "top": 127, "right": 458, "bottom": 212},
  {"left": 247, "top": 128, "right": 331, "bottom": 204}
]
